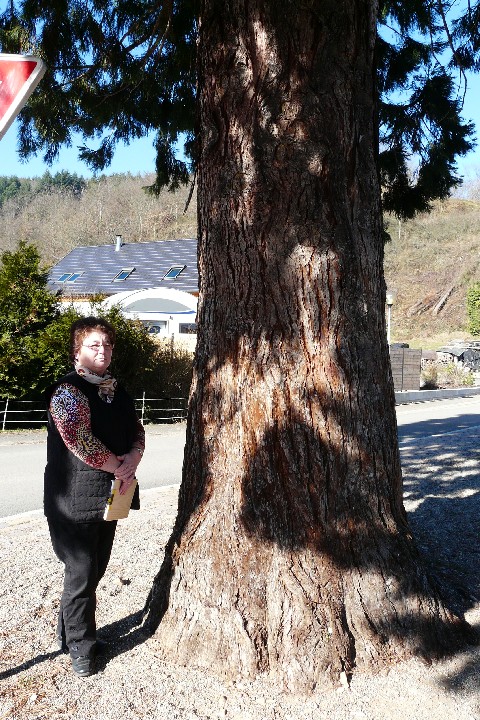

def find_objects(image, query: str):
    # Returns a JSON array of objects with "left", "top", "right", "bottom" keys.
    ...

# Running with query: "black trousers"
[{"left": 47, "top": 517, "right": 117, "bottom": 658}]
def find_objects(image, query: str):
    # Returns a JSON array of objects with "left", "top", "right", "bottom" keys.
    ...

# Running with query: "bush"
[
  {"left": 151, "top": 341, "right": 193, "bottom": 399},
  {"left": 23, "top": 307, "right": 80, "bottom": 398},
  {"left": 467, "top": 282, "right": 480, "bottom": 336},
  {"left": 439, "top": 362, "right": 475, "bottom": 388},
  {"left": 420, "top": 363, "right": 438, "bottom": 389},
  {"left": 422, "top": 361, "right": 475, "bottom": 389}
]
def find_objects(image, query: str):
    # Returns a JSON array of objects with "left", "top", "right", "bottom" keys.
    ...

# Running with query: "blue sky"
[
  {"left": 2, "top": 73, "right": 480, "bottom": 181},
  {"left": 1, "top": 124, "right": 158, "bottom": 177}
]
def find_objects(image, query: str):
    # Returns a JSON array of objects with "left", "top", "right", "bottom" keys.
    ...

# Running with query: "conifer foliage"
[
  {"left": 0, "top": 0, "right": 197, "bottom": 190},
  {"left": 0, "top": 241, "right": 61, "bottom": 397},
  {"left": 1, "top": 1, "right": 479, "bottom": 216},
  {"left": 377, "top": 1, "right": 478, "bottom": 217}
]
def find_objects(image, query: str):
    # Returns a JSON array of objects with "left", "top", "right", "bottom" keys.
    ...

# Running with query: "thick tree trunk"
[{"left": 144, "top": 0, "right": 472, "bottom": 691}]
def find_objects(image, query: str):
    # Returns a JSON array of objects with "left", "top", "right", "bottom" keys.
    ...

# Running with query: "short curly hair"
[{"left": 69, "top": 316, "right": 116, "bottom": 363}]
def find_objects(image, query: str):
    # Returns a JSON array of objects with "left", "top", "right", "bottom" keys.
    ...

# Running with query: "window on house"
[
  {"left": 163, "top": 265, "right": 186, "bottom": 280},
  {"left": 57, "top": 272, "right": 82, "bottom": 282},
  {"left": 145, "top": 322, "right": 167, "bottom": 334},
  {"left": 113, "top": 268, "right": 135, "bottom": 282}
]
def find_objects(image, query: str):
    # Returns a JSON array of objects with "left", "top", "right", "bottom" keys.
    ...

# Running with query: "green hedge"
[{"left": 467, "top": 282, "right": 480, "bottom": 336}]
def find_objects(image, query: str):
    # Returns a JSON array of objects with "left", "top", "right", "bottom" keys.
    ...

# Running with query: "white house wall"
[{"left": 60, "top": 287, "right": 198, "bottom": 340}]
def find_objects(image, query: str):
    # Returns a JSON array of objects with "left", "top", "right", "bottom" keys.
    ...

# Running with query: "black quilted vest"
[{"left": 44, "top": 371, "right": 140, "bottom": 522}]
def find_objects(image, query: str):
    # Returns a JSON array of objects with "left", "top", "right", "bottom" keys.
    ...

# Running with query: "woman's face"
[{"left": 75, "top": 330, "right": 114, "bottom": 375}]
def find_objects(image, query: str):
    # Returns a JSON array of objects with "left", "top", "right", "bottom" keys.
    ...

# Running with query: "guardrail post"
[
  {"left": 2, "top": 397, "right": 8, "bottom": 431},
  {"left": 141, "top": 391, "right": 145, "bottom": 424}
]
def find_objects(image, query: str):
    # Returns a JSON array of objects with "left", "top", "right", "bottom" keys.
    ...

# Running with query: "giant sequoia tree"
[{"left": 2, "top": 0, "right": 479, "bottom": 691}]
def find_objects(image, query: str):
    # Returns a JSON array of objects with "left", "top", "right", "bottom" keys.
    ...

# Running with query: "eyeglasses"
[{"left": 82, "top": 342, "right": 114, "bottom": 352}]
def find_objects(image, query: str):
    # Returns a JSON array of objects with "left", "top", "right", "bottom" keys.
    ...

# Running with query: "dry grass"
[{"left": 384, "top": 198, "right": 480, "bottom": 348}]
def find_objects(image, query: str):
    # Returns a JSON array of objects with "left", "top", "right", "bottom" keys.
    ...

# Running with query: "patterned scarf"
[{"left": 75, "top": 364, "right": 118, "bottom": 404}]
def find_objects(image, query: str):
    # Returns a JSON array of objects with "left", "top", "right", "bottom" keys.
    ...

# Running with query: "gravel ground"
[{"left": 0, "top": 427, "right": 479, "bottom": 720}]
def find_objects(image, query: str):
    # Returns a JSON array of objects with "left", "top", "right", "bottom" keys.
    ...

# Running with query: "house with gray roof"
[{"left": 47, "top": 236, "right": 198, "bottom": 297}]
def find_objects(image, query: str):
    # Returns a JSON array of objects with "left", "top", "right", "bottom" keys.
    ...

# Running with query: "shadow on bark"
[
  {"left": 239, "top": 418, "right": 403, "bottom": 553},
  {"left": 238, "top": 418, "right": 475, "bottom": 651}
]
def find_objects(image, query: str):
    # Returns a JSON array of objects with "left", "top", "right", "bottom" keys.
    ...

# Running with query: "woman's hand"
[{"left": 115, "top": 449, "right": 142, "bottom": 494}]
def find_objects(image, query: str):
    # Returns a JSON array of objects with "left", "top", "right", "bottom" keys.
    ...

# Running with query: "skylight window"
[
  {"left": 113, "top": 268, "right": 135, "bottom": 282},
  {"left": 163, "top": 265, "right": 186, "bottom": 280},
  {"left": 57, "top": 272, "right": 83, "bottom": 283}
]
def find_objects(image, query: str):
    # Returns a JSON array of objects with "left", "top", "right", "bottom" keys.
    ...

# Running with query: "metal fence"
[
  {"left": 135, "top": 393, "right": 188, "bottom": 424},
  {"left": 0, "top": 393, "right": 188, "bottom": 430}
]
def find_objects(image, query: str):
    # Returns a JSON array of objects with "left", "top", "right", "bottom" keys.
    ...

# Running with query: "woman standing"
[{"left": 44, "top": 316, "right": 145, "bottom": 678}]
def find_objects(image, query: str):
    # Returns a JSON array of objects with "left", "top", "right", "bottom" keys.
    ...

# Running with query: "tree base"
[{"left": 144, "top": 518, "right": 476, "bottom": 693}]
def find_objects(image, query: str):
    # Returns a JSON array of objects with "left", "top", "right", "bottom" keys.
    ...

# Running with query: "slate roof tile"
[{"left": 48, "top": 239, "right": 198, "bottom": 296}]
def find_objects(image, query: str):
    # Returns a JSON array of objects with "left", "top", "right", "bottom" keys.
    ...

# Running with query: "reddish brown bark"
[{"left": 144, "top": 0, "right": 472, "bottom": 691}]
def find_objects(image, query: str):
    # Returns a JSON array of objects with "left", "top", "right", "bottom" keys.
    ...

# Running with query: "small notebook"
[{"left": 104, "top": 478, "right": 138, "bottom": 521}]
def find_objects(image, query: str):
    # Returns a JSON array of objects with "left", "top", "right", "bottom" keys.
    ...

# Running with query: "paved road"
[
  {"left": 1, "top": 393, "right": 479, "bottom": 518},
  {"left": 396, "top": 394, "right": 480, "bottom": 444},
  {"left": 0, "top": 423, "right": 187, "bottom": 519}
]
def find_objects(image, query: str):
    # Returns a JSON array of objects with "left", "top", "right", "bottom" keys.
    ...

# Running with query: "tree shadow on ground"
[
  {"left": 95, "top": 609, "right": 149, "bottom": 670},
  {"left": 0, "top": 650, "right": 62, "bottom": 682},
  {"left": 401, "top": 427, "right": 480, "bottom": 694},
  {"left": 401, "top": 428, "right": 479, "bottom": 617},
  {"left": 440, "top": 655, "right": 480, "bottom": 701}
]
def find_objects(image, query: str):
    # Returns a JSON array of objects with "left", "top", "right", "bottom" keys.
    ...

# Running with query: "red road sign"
[{"left": 0, "top": 53, "right": 46, "bottom": 141}]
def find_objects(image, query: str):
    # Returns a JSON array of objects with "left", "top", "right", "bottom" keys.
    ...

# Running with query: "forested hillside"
[
  {"left": 0, "top": 171, "right": 197, "bottom": 264},
  {"left": 1, "top": 171, "right": 479, "bottom": 349}
]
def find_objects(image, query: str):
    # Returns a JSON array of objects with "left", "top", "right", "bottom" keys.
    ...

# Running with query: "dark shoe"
[{"left": 71, "top": 655, "right": 95, "bottom": 678}]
